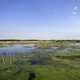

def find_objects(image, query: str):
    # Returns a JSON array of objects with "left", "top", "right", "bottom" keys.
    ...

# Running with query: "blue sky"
[{"left": 0, "top": 0, "right": 80, "bottom": 40}]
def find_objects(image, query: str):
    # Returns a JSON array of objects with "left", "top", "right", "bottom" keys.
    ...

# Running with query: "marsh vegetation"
[{"left": 0, "top": 40, "right": 80, "bottom": 80}]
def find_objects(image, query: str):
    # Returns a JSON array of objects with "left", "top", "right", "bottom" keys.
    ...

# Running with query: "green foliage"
[
  {"left": 36, "top": 40, "right": 71, "bottom": 48},
  {"left": 0, "top": 45, "right": 8, "bottom": 48},
  {"left": 0, "top": 41, "right": 80, "bottom": 80},
  {"left": 0, "top": 65, "right": 80, "bottom": 80},
  {"left": 37, "top": 40, "right": 51, "bottom": 48}
]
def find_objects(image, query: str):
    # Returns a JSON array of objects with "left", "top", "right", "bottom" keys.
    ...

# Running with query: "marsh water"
[
  {"left": 0, "top": 45, "right": 37, "bottom": 54},
  {"left": 0, "top": 44, "right": 80, "bottom": 55}
]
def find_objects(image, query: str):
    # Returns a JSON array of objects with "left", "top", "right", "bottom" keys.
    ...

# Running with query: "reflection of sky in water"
[
  {"left": 0, "top": 45, "right": 36, "bottom": 54},
  {"left": 0, "top": 45, "right": 80, "bottom": 55}
]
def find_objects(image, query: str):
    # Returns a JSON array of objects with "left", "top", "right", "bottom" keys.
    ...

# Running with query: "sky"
[{"left": 0, "top": 0, "right": 80, "bottom": 40}]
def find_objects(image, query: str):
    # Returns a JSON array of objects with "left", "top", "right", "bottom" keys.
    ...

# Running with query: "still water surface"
[{"left": 0, "top": 45, "right": 79, "bottom": 55}]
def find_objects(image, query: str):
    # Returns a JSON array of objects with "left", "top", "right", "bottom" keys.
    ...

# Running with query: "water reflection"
[
  {"left": 0, "top": 45, "right": 80, "bottom": 55},
  {"left": 0, "top": 45, "right": 37, "bottom": 54}
]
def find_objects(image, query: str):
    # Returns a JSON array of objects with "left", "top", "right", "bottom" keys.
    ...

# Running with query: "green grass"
[
  {"left": 0, "top": 43, "right": 80, "bottom": 80},
  {"left": 0, "top": 65, "right": 80, "bottom": 80},
  {"left": 0, "top": 45, "right": 8, "bottom": 48}
]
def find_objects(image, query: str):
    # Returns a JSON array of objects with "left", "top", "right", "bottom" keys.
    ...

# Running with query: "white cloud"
[
  {"left": 72, "top": 5, "right": 79, "bottom": 15},
  {"left": 73, "top": 6, "right": 78, "bottom": 10},
  {"left": 72, "top": 6, "right": 79, "bottom": 15},
  {"left": 72, "top": 11, "right": 77, "bottom": 15}
]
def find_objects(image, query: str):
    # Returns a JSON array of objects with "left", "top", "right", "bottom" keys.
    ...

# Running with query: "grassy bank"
[
  {"left": 0, "top": 52, "right": 80, "bottom": 80},
  {"left": 0, "top": 64, "right": 80, "bottom": 80}
]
